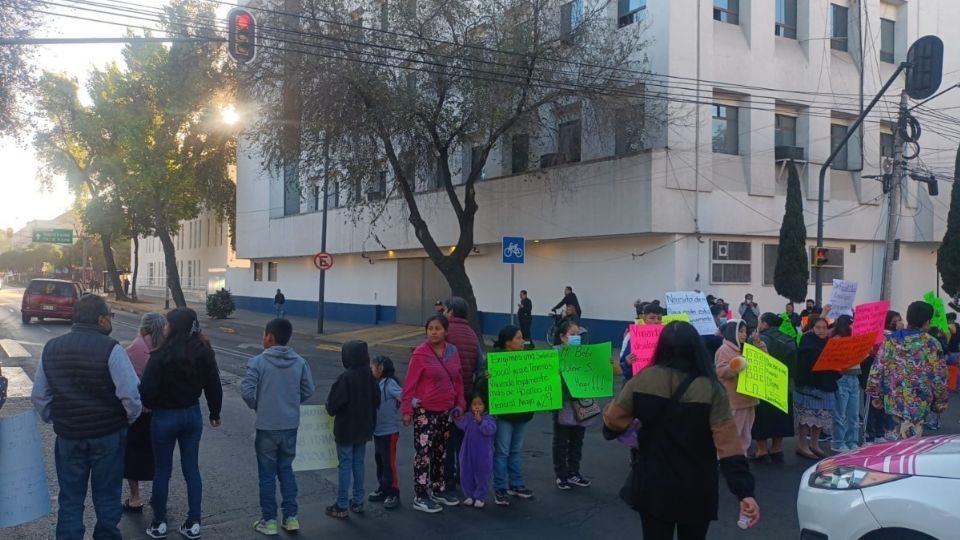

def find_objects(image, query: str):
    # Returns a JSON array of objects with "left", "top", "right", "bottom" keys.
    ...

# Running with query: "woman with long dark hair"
[
  {"left": 490, "top": 325, "right": 535, "bottom": 506},
  {"left": 604, "top": 321, "right": 759, "bottom": 539},
  {"left": 140, "top": 308, "right": 223, "bottom": 540},
  {"left": 794, "top": 316, "right": 838, "bottom": 459}
]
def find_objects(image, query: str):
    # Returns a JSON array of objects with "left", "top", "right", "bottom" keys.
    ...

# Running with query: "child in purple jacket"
[{"left": 454, "top": 393, "right": 497, "bottom": 508}]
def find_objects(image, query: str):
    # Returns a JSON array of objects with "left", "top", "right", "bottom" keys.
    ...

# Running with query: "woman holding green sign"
[
  {"left": 490, "top": 326, "right": 536, "bottom": 507},
  {"left": 552, "top": 320, "right": 597, "bottom": 491}
]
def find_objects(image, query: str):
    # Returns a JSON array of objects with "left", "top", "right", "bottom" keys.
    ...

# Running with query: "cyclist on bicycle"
[{"left": 552, "top": 286, "right": 581, "bottom": 319}]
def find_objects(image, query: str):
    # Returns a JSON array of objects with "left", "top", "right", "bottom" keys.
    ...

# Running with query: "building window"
[
  {"left": 774, "top": 114, "right": 797, "bottom": 147},
  {"left": 558, "top": 119, "right": 582, "bottom": 163},
  {"left": 712, "top": 104, "right": 739, "bottom": 155},
  {"left": 618, "top": 0, "right": 646, "bottom": 28},
  {"left": 880, "top": 18, "right": 895, "bottom": 63},
  {"left": 510, "top": 134, "right": 530, "bottom": 174},
  {"left": 775, "top": 0, "right": 797, "bottom": 39},
  {"left": 560, "top": 0, "right": 583, "bottom": 43},
  {"left": 810, "top": 247, "right": 844, "bottom": 282},
  {"left": 283, "top": 161, "right": 300, "bottom": 216},
  {"left": 830, "top": 123, "right": 849, "bottom": 170},
  {"left": 268, "top": 262, "right": 279, "bottom": 282},
  {"left": 711, "top": 240, "right": 751, "bottom": 284},
  {"left": 713, "top": 0, "right": 739, "bottom": 25},
  {"left": 253, "top": 262, "right": 263, "bottom": 281},
  {"left": 368, "top": 171, "right": 387, "bottom": 201},
  {"left": 880, "top": 130, "right": 895, "bottom": 159},
  {"left": 762, "top": 244, "right": 779, "bottom": 286},
  {"left": 187, "top": 260, "right": 193, "bottom": 288},
  {"left": 831, "top": 4, "right": 848, "bottom": 51}
]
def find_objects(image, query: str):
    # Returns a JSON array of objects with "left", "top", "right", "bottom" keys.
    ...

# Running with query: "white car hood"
[{"left": 817, "top": 435, "right": 960, "bottom": 479}]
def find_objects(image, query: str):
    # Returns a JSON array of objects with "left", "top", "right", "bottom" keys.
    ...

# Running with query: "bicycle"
[
  {"left": 545, "top": 310, "right": 589, "bottom": 346},
  {"left": 503, "top": 242, "right": 524, "bottom": 259}
]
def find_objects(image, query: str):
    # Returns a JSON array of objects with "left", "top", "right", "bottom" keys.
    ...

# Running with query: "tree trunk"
[
  {"left": 99, "top": 232, "right": 126, "bottom": 300},
  {"left": 156, "top": 222, "right": 186, "bottom": 308},
  {"left": 435, "top": 257, "right": 482, "bottom": 338},
  {"left": 131, "top": 235, "right": 139, "bottom": 301}
]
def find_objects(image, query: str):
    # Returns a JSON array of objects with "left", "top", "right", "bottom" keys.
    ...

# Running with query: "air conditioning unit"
[
  {"left": 539, "top": 153, "right": 562, "bottom": 168},
  {"left": 775, "top": 146, "right": 805, "bottom": 161}
]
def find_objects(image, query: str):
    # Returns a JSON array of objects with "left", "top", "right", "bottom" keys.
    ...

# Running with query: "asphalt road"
[{"left": 2, "top": 285, "right": 958, "bottom": 539}]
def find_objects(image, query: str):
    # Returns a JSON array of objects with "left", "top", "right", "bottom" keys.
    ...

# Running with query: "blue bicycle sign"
[{"left": 502, "top": 236, "right": 525, "bottom": 264}]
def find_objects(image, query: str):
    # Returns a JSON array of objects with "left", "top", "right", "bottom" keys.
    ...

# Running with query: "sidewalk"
[{"left": 104, "top": 295, "right": 428, "bottom": 354}]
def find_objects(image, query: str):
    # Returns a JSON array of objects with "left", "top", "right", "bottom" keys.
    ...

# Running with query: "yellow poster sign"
[{"left": 735, "top": 344, "right": 789, "bottom": 413}]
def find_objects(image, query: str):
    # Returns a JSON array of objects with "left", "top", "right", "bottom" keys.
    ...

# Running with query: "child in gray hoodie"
[{"left": 241, "top": 318, "right": 316, "bottom": 536}]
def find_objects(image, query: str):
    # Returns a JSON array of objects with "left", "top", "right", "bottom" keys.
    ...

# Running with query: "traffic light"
[
  {"left": 813, "top": 247, "right": 829, "bottom": 268},
  {"left": 227, "top": 8, "right": 257, "bottom": 64}
]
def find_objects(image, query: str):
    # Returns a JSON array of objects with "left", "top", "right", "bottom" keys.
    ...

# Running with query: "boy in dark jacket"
[{"left": 325, "top": 340, "right": 380, "bottom": 517}]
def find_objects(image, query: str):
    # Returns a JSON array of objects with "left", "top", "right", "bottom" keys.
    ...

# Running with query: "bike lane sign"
[{"left": 502, "top": 236, "right": 525, "bottom": 264}]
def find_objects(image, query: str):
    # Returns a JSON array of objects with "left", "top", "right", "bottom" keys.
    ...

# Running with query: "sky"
[{"left": 0, "top": 0, "right": 231, "bottom": 232}]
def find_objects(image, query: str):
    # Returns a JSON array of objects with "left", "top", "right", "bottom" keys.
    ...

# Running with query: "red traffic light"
[
  {"left": 227, "top": 8, "right": 257, "bottom": 64},
  {"left": 235, "top": 13, "right": 252, "bottom": 31},
  {"left": 814, "top": 247, "right": 829, "bottom": 267}
]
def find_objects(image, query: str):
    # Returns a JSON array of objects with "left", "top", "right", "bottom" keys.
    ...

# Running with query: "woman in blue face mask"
[{"left": 551, "top": 320, "right": 597, "bottom": 490}]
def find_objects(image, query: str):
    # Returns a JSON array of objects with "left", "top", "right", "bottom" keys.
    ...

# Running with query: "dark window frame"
[
  {"left": 775, "top": 114, "right": 798, "bottom": 148},
  {"left": 617, "top": 0, "right": 647, "bottom": 28},
  {"left": 831, "top": 4, "right": 849, "bottom": 52},
  {"left": 830, "top": 123, "right": 850, "bottom": 170},
  {"left": 713, "top": 0, "right": 740, "bottom": 25},
  {"left": 711, "top": 240, "right": 752, "bottom": 284},
  {"left": 880, "top": 18, "right": 895, "bottom": 63},
  {"left": 558, "top": 118, "right": 582, "bottom": 163},
  {"left": 712, "top": 104, "right": 739, "bottom": 155},
  {"left": 510, "top": 133, "right": 530, "bottom": 174},
  {"left": 775, "top": 0, "right": 797, "bottom": 39},
  {"left": 253, "top": 262, "right": 263, "bottom": 282}
]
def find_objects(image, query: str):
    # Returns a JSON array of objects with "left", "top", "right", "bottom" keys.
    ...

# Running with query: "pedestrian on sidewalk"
[
  {"left": 552, "top": 320, "right": 596, "bottom": 491},
  {"left": 442, "top": 297, "right": 480, "bottom": 492},
  {"left": 141, "top": 308, "right": 224, "bottom": 540},
  {"left": 242, "top": 318, "right": 316, "bottom": 536},
  {"left": 453, "top": 393, "right": 496, "bottom": 508},
  {"left": 325, "top": 340, "right": 379, "bottom": 518},
  {"left": 122, "top": 312, "right": 166, "bottom": 513},
  {"left": 518, "top": 291, "right": 533, "bottom": 346},
  {"left": 491, "top": 326, "right": 535, "bottom": 506},
  {"left": 274, "top": 289, "right": 286, "bottom": 319},
  {"left": 30, "top": 294, "right": 143, "bottom": 540},
  {"left": 602, "top": 321, "right": 760, "bottom": 539},
  {"left": 401, "top": 315, "right": 466, "bottom": 513},
  {"left": 369, "top": 355, "right": 403, "bottom": 510}
]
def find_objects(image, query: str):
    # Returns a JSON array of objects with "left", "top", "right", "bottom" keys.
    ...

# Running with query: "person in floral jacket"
[{"left": 866, "top": 301, "right": 948, "bottom": 439}]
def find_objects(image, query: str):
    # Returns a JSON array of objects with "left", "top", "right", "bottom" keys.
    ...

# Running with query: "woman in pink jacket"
[
  {"left": 401, "top": 315, "right": 466, "bottom": 514},
  {"left": 123, "top": 312, "right": 165, "bottom": 512},
  {"left": 715, "top": 320, "right": 766, "bottom": 454}
]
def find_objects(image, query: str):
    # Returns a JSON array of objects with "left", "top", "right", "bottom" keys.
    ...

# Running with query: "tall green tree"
[
  {"left": 774, "top": 160, "right": 809, "bottom": 303},
  {"left": 937, "top": 145, "right": 960, "bottom": 298},
  {"left": 0, "top": 0, "right": 44, "bottom": 137}
]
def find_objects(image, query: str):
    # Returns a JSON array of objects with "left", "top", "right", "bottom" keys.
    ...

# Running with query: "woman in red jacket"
[{"left": 401, "top": 315, "right": 466, "bottom": 514}]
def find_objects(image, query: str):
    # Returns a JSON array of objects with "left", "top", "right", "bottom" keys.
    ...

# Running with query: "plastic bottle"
[{"left": 737, "top": 514, "right": 751, "bottom": 530}]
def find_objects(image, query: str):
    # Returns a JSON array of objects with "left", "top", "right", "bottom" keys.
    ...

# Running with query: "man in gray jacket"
[{"left": 241, "top": 318, "right": 316, "bottom": 535}]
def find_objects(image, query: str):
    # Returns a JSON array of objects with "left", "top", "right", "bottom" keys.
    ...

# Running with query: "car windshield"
[{"left": 27, "top": 282, "right": 74, "bottom": 297}]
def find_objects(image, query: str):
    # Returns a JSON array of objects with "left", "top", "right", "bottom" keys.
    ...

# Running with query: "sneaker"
[
  {"left": 430, "top": 491, "right": 460, "bottom": 506},
  {"left": 179, "top": 519, "right": 201, "bottom": 540},
  {"left": 473, "top": 500, "right": 485, "bottom": 509},
  {"left": 830, "top": 445, "right": 846, "bottom": 453},
  {"left": 556, "top": 477, "right": 572, "bottom": 490},
  {"left": 349, "top": 501, "right": 364, "bottom": 514},
  {"left": 146, "top": 521, "right": 168, "bottom": 539},
  {"left": 253, "top": 519, "right": 278, "bottom": 536},
  {"left": 368, "top": 489, "right": 386, "bottom": 503},
  {"left": 325, "top": 504, "right": 348, "bottom": 519},
  {"left": 507, "top": 485, "right": 534, "bottom": 499},
  {"left": 463, "top": 497, "right": 475, "bottom": 507},
  {"left": 280, "top": 517, "right": 299, "bottom": 532},
  {"left": 383, "top": 495, "right": 400, "bottom": 510},
  {"left": 494, "top": 490, "right": 511, "bottom": 506},
  {"left": 567, "top": 474, "right": 592, "bottom": 487},
  {"left": 412, "top": 496, "right": 443, "bottom": 514}
]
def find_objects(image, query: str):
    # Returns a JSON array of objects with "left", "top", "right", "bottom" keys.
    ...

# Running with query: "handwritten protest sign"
[
  {"left": 923, "top": 291, "right": 949, "bottom": 334},
  {"left": 292, "top": 406, "right": 338, "bottom": 471},
  {"left": 661, "top": 313, "right": 690, "bottom": 325},
  {"left": 812, "top": 332, "right": 878, "bottom": 372},
  {"left": 488, "top": 349, "right": 562, "bottom": 415},
  {"left": 0, "top": 412, "right": 51, "bottom": 527},
  {"left": 629, "top": 323, "right": 664, "bottom": 375},
  {"left": 736, "top": 344, "right": 789, "bottom": 413},
  {"left": 852, "top": 300, "right": 890, "bottom": 345},
  {"left": 778, "top": 313, "right": 800, "bottom": 342},
  {"left": 559, "top": 342, "right": 613, "bottom": 399},
  {"left": 665, "top": 291, "right": 716, "bottom": 336},
  {"left": 828, "top": 279, "right": 858, "bottom": 319}
]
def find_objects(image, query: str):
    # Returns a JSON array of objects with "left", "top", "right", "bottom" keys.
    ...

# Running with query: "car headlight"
[{"left": 809, "top": 466, "right": 906, "bottom": 490}]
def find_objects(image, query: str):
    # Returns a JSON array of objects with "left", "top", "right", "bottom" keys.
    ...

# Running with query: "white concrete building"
[
  {"left": 232, "top": 0, "right": 960, "bottom": 343},
  {"left": 132, "top": 210, "right": 245, "bottom": 302}
]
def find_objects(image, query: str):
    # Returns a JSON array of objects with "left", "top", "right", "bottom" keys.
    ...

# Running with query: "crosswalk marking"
[{"left": 3, "top": 366, "right": 34, "bottom": 397}]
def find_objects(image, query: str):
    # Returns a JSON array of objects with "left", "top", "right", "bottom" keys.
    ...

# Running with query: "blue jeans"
[
  {"left": 493, "top": 419, "right": 529, "bottom": 491},
  {"left": 54, "top": 428, "right": 126, "bottom": 540},
  {"left": 833, "top": 375, "right": 861, "bottom": 449},
  {"left": 255, "top": 429, "right": 299, "bottom": 521},
  {"left": 274, "top": 303, "right": 285, "bottom": 318},
  {"left": 151, "top": 406, "right": 204, "bottom": 523},
  {"left": 336, "top": 443, "right": 366, "bottom": 509}
]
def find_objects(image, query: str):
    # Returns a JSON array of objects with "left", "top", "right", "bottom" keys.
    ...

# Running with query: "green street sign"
[{"left": 32, "top": 229, "right": 74, "bottom": 245}]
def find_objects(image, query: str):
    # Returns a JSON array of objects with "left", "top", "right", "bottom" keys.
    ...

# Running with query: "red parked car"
[{"left": 21, "top": 279, "right": 83, "bottom": 324}]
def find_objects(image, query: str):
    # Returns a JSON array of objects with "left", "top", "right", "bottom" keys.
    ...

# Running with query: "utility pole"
[{"left": 880, "top": 90, "right": 909, "bottom": 301}]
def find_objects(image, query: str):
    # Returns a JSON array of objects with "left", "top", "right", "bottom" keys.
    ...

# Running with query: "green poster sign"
[
  {"left": 32, "top": 229, "right": 73, "bottom": 245},
  {"left": 487, "top": 349, "right": 562, "bottom": 415},
  {"left": 923, "top": 291, "right": 949, "bottom": 334},
  {"left": 559, "top": 342, "right": 614, "bottom": 399},
  {"left": 779, "top": 312, "right": 800, "bottom": 343}
]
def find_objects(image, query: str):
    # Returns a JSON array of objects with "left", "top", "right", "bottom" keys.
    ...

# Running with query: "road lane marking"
[
  {"left": 2, "top": 366, "right": 33, "bottom": 397},
  {"left": 212, "top": 345, "right": 253, "bottom": 360},
  {"left": 0, "top": 339, "right": 31, "bottom": 358},
  {"left": 40, "top": 326, "right": 51, "bottom": 333}
]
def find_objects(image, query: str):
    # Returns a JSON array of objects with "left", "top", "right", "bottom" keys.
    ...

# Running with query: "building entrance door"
[{"left": 396, "top": 258, "right": 451, "bottom": 325}]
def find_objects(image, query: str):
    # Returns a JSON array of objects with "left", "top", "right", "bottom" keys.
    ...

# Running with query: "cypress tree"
[
  {"left": 937, "top": 145, "right": 960, "bottom": 298},
  {"left": 774, "top": 160, "right": 810, "bottom": 303}
]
